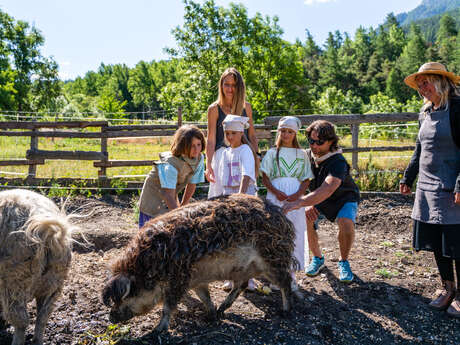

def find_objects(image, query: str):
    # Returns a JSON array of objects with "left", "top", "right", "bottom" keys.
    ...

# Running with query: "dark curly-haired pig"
[
  {"left": 102, "top": 194, "right": 300, "bottom": 332},
  {"left": 0, "top": 189, "right": 75, "bottom": 345}
]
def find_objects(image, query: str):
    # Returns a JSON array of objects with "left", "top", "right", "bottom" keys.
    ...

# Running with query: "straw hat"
[{"left": 404, "top": 62, "right": 460, "bottom": 90}]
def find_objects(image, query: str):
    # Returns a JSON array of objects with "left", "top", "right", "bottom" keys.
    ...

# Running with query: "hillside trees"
[
  {"left": 435, "top": 14, "right": 458, "bottom": 71},
  {"left": 167, "top": 0, "right": 307, "bottom": 120},
  {"left": 0, "top": 9, "right": 60, "bottom": 112},
  {"left": 3, "top": 2, "right": 459, "bottom": 121}
]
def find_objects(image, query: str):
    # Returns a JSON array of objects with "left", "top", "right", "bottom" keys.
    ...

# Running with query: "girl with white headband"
[
  {"left": 217, "top": 114, "right": 258, "bottom": 196},
  {"left": 261, "top": 116, "right": 313, "bottom": 291},
  {"left": 216, "top": 114, "right": 258, "bottom": 291}
]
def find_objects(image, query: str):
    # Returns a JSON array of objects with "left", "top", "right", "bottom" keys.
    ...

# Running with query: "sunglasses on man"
[{"left": 308, "top": 137, "right": 326, "bottom": 146}]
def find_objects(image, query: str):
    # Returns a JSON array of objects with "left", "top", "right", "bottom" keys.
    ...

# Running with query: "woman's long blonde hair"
[
  {"left": 418, "top": 74, "right": 460, "bottom": 112},
  {"left": 216, "top": 67, "right": 246, "bottom": 115}
]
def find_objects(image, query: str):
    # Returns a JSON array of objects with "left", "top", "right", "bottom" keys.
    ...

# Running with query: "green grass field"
[
  {"left": 0, "top": 133, "right": 414, "bottom": 191},
  {"left": 0, "top": 136, "right": 170, "bottom": 179}
]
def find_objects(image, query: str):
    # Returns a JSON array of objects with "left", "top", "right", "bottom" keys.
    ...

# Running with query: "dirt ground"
[{"left": 1, "top": 193, "right": 459, "bottom": 345}]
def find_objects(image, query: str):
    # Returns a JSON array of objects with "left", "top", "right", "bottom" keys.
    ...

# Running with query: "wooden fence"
[
  {"left": 0, "top": 112, "right": 418, "bottom": 188},
  {"left": 0, "top": 118, "right": 272, "bottom": 188},
  {"left": 264, "top": 112, "right": 419, "bottom": 171}
]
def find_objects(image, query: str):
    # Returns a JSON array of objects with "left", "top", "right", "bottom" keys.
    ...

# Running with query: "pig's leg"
[
  {"left": 0, "top": 303, "right": 7, "bottom": 329},
  {"left": 275, "top": 269, "right": 293, "bottom": 313},
  {"left": 265, "top": 268, "right": 293, "bottom": 314},
  {"left": 193, "top": 285, "right": 216, "bottom": 320},
  {"left": 217, "top": 280, "right": 247, "bottom": 316},
  {"left": 155, "top": 279, "right": 189, "bottom": 332},
  {"left": 9, "top": 299, "right": 28, "bottom": 345},
  {"left": 32, "top": 289, "right": 60, "bottom": 345}
]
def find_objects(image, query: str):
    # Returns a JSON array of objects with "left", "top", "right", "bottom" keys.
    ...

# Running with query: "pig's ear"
[{"left": 102, "top": 275, "right": 132, "bottom": 306}]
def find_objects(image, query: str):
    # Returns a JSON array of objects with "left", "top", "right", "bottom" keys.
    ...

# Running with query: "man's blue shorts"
[
  {"left": 336, "top": 201, "right": 358, "bottom": 223},
  {"left": 314, "top": 201, "right": 358, "bottom": 229}
]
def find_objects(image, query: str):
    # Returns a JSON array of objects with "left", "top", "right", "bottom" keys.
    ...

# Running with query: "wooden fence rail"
[
  {"left": 0, "top": 112, "right": 419, "bottom": 187},
  {"left": 264, "top": 113, "right": 419, "bottom": 171}
]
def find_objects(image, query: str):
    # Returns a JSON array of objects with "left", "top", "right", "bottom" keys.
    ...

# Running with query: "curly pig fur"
[
  {"left": 103, "top": 194, "right": 299, "bottom": 332},
  {"left": 0, "top": 189, "right": 74, "bottom": 345}
]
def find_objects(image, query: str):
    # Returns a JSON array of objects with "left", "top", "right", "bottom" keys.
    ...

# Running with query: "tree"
[
  {"left": 0, "top": 9, "right": 64, "bottom": 112},
  {"left": 0, "top": 68, "right": 17, "bottom": 111},
  {"left": 318, "top": 32, "right": 344, "bottom": 90},
  {"left": 242, "top": 14, "right": 306, "bottom": 117},
  {"left": 398, "top": 24, "right": 426, "bottom": 102},
  {"left": 167, "top": 0, "right": 240, "bottom": 111},
  {"left": 363, "top": 92, "right": 403, "bottom": 114},
  {"left": 97, "top": 92, "right": 127, "bottom": 119},
  {"left": 301, "top": 30, "right": 321, "bottom": 98},
  {"left": 105, "top": 64, "right": 134, "bottom": 112},
  {"left": 455, "top": 30, "right": 460, "bottom": 74},
  {"left": 4, "top": 15, "right": 44, "bottom": 111},
  {"left": 386, "top": 14, "right": 406, "bottom": 60},
  {"left": 313, "top": 87, "right": 363, "bottom": 115},
  {"left": 385, "top": 66, "right": 407, "bottom": 103},
  {"left": 129, "top": 59, "right": 179, "bottom": 116},
  {"left": 167, "top": 0, "right": 307, "bottom": 120},
  {"left": 30, "top": 57, "right": 62, "bottom": 112},
  {"left": 435, "top": 14, "right": 457, "bottom": 70}
]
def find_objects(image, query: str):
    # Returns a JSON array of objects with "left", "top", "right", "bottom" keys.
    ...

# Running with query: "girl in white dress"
[
  {"left": 216, "top": 114, "right": 258, "bottom": 291},
  {"left": 261, "top": 116, "right": 313, "bottom": 289}
]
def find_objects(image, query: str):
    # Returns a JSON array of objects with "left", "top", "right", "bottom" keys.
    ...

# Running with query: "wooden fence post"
[
  {"left": 27, "top": 128, "right": 38, "bottom": 184},
  {"left": 177, "top": 107, "right": 182, "bottom": 128},
  {"left": 351, "top": 123, "right": 359, "bottom": 173},
  {"left": 98, "top": 124, "right": 109, "bottom": 187}
]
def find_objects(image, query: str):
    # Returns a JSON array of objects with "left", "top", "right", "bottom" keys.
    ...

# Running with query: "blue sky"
[{"left": 0, "top": 0, "right": 421, "bottom": 80}]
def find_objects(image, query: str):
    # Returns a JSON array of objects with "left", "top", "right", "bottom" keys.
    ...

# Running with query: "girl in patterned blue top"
[{"left": 261, "top": 116, "right": 313, "bottom": 290}]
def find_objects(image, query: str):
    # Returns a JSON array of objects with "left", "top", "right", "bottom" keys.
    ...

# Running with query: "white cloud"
[{"left": 304, "top": 0, "right": 336, "bottom": 5}]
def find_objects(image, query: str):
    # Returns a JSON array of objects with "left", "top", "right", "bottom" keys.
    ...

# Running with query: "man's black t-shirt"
[{"left": 308, "top": 151, "right": 360, "bottom": 222}]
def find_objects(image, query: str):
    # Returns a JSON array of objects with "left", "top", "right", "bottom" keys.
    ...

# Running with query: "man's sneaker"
[
  {"left": 305, "top": 256, "right": 325, "bottom": 276},
  {"left": 338, "top": 260, "right": 354, "bottom": 283}
]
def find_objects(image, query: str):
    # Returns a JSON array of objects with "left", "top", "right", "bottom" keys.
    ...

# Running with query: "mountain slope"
[
  {"left": 406, "top": 8, "right": 460, "bottom": 42},
  {"left": 396, "top": 0, "right": 460, "bottom": 26}
]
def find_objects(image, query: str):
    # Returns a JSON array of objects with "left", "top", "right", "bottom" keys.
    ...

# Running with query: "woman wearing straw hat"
[{"left": 400, "top": 62, "right": 460, "bottom": 318}]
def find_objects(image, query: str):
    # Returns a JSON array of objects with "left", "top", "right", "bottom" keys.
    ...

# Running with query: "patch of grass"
[
  {"left": 394, "top": 251, "right": 405, "bottom": 258},
  {"left": 375, "top": 268, "right": 398, "bottom": 279},
  {"left": 111, "top": 178, "right": 128, "bottom": 195},
  {"left": 47, "top": 183, "right": 71, "bottom": 198},
  {"left": 76, "top": 324, "right": 130, "bottom": 345},
  {"left": 380, "top": 240, "right": 395, "bottom": 248}
]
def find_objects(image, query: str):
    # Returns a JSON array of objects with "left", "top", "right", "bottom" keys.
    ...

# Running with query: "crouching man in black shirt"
[{"left": 284, "top": 120, "right": 360, "bottom": 283}]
